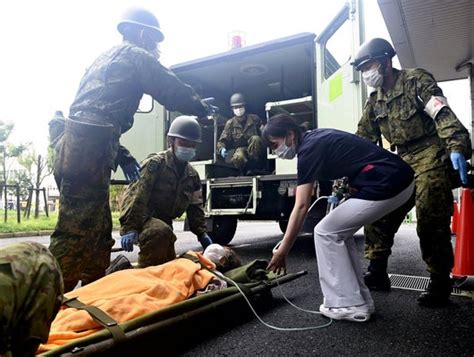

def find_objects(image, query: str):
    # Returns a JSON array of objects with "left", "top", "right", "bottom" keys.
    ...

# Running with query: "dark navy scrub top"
[{"left": 297, "top": 129, "right": 414, "bottom": 201}]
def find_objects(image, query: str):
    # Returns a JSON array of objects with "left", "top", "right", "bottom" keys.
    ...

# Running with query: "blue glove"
[
  {"left": 450, "top": 152, "right": 468, "bottom": 185},
  {"left": 328, "top": 195, "right": 339, "bottom": 205},
  {"left": 198, "top": 233, "right": 213, "bottom": 249},
  {"left": 120, "top": 231, "right": 138, "bottom": 252},
  {"left": 122, "top": 160, "right": 140, "bottom": 182},
  {"left": 220, "top": 148, "right": 228, "bottom": 159}
]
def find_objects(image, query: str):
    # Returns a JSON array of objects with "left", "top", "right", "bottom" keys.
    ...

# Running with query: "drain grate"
[{"left": 389, "top": 274, "right": 465, "bottom": 296}]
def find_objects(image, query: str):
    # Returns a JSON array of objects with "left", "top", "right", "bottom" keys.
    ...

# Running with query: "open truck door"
[
  {"left": 315, "top": 0, "right": 366, "bottom": 132},
  {"left": 112, "top": 96, "right": 167, "bottom": 181}
]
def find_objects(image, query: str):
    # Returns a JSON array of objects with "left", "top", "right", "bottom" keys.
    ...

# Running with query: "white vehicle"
[{"left": 116, "top": 1, "right": 367, "bottom": 244}]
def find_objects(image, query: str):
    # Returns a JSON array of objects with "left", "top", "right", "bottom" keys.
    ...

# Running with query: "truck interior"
[{"left": 170, "top": 32, "right": 317, "bottom": 163}]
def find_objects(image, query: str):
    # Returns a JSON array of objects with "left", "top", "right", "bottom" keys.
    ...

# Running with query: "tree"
[
  {"left": 18, "top": 148, "right": 53, "bottom": 218},
  {"left": 0, "top": 121, "right": 26, "bottom": 202}
]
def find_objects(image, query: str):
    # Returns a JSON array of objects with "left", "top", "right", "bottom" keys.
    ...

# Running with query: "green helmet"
[
  {"left": 117, "top": 7, "right": 164, "bottom": 43},
  {"left": 51, "top": 110, "right": 65, "bottom": 121},
  {"left": 230, "top": 93, "right": 246, "bottom": 107},
  {"left": 167, "top": 116, "right": 202, "bottom": 143},
  {"left": 351, "top": 38, "right": 396, "bottom": 71}
]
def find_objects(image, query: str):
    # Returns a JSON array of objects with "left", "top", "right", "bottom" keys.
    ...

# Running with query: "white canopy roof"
[{"left": 377, "top": 0, "right": 473, "bottom": 82}]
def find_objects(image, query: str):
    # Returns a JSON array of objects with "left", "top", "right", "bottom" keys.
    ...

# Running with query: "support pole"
[
  {"left": 4, "top": 185, "right": 7, "bottom": 222},
  {"left": 24, "top": 188, "right": 33, "bottom": 219},
  {"left": 16, "top": 184, "right": 20, "bottom": 223},
  {"left": 42, "top": 188, "right": 49, "bottom": 217}
]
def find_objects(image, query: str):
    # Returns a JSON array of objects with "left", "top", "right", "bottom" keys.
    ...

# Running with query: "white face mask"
[
  {"left": 362, "top": 64, "right": 384, "bottom": 88},
  {"left": 174, "top": 146, "right": 196, "bottom": 162},
  {"left": 203, "top": 244, "right": 227, "bottom": 264},
  {"left": 233, "top": 107, "right": 246, "bottom": 117},
  {"left": 274, "top": 142, "right": 296, "bottom": 160},
  {"left": 140, "top": 29, "right": 161, "bottom": 60}
]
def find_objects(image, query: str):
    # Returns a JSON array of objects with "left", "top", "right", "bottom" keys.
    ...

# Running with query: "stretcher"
[{"left": 38, "top": 257, "right": 306, "bottom": 356}]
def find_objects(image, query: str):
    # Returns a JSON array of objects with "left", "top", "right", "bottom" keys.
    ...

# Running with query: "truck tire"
[
  {"left": 278, "top": 220, "right": 288, "bottom": 234},
  {"left": 208, "top": 216, "right": 238, "bottom": 245}
]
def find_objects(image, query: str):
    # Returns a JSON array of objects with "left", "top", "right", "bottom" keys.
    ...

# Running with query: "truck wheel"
[
  {"left": 278, "top": 220, "right": 288, "bottom": 234},
  {"left": 208, "top": 217, "right": 237, "bottom": 245}
]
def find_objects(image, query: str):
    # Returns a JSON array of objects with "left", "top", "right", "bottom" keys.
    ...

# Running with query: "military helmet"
[
  {"left": 167, "top": 116, "right": 202, "bottom": 143},
  {"left": 117, "top": 7, "right": 164, "bottom": 43},
  {"left": 351, "top": 38, "right": 396, "bottom": 71},
  {"left": 230, "top": 93, "right": 246, "bottom": 107},
  {"left": 51, "top": 110, "right": 65, "bottom": 121}
]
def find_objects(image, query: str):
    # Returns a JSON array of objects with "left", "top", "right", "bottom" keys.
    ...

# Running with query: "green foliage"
[
  {"left": 0, "top": 121, "right": 29, "bottom": 187},
  {"left": 0, "top": 210, "right": 122, "bottom": 234},
  {"left": 0, "top": 121, "right": 14, "bottom": 144}
]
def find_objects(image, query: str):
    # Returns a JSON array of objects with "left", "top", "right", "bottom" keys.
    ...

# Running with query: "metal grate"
[{"left": 389, "top": 274, "right": 465, "bottom": 297}]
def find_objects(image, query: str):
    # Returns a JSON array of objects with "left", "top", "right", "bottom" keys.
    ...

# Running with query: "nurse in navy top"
[{"left": 263, "top": 114, "right": 414, "bottom": 322}]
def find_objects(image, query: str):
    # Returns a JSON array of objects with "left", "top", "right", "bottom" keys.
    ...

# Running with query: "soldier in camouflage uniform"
[
  {"left": 49, "top": 8, "right": 210, "bottom": 292},
  {"left": 119, "top": 116, "right": 213, "bottom": 267},
  {"left": 352, "top": 38, "right": 471, "bottom": 307},
  {"left": 48, "top": 110, "right": 66, "bottom": 148},
  {"left": 217, "top": 93, "right": 266, "bottom": 174},
  {"left": 0, "top": 242, "right": 63, "bottom": 356}
]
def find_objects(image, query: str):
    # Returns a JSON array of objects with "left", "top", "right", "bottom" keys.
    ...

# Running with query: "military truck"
[{"left": 116, "top": 1, "right": 366, "bottom": 244}]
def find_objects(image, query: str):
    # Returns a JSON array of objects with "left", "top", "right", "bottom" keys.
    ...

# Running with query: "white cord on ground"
[{"left": 214, "top": 270, "right": 333, "bottom": 331}]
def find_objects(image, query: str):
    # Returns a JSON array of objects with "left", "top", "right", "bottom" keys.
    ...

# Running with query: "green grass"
[{"left": 0, "top": 210, "right": 121, "bottom": 234}]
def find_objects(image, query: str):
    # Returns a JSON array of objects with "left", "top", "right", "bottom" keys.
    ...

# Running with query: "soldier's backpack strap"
[
  {"left": 62, "top": 296, "right": 126, "bottom": 342},
  {"left": 180, "top": 253, "right": 253, "bottom": 297}
]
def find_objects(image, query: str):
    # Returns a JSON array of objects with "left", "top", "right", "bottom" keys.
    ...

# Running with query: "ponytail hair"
[{"left": 261, "top": 114, "right": 304, "bottom": 148}]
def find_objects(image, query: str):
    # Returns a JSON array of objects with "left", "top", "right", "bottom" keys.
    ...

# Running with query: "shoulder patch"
[{"left": 147, "top": 160, "right": 159, "bottom": 173}]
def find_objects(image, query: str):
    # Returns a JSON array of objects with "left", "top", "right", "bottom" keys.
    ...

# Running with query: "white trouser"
[{"left": 314, "top": 181, "right": 415, "bottom": 307}]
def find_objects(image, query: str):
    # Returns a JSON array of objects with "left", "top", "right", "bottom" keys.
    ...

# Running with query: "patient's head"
[{"left": 203, "top": 244, "right": 241, "bottom": 272}]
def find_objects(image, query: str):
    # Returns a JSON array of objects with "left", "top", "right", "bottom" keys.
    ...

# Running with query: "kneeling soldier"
[{"left": 119, "top": 116, "right": 213, "bottom": 267}]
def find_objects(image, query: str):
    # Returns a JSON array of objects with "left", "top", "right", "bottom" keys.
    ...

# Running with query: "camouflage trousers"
[
  {"left": 137, "top": 217, "right": 177, "bottom": 268},
  {"left": 0, "top": 242, "right": 63, "bottom": 356},
  {"left": 231, "top": 135, "right": 265, "bottom": 170},
  {"left": 49, "top": 171, "right": 115, "bottom": 292},
  {"left": 364, "top": 166, "right": 454, "bottom": 275}
]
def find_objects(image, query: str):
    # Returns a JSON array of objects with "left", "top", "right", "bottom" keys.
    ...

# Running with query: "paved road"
[{"left": 2, "top": 222, "right": 473, "bottom": 356}]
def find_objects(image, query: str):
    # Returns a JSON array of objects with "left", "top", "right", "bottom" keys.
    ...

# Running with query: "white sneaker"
[{"left": 319, "top": 304, "right": 371, "bottom": 322}]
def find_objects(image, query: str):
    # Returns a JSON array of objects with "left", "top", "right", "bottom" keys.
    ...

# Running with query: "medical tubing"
[
  {"left": 214, "top": 270, "right": 333, "bottom": 331},
  {"left": 275, "top": 279, "right": 322, "bottom": 314}
]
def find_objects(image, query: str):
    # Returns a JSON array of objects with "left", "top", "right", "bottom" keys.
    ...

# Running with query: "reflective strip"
[{"left": 424, "top": 95, "right": 448, "bottom": 119}]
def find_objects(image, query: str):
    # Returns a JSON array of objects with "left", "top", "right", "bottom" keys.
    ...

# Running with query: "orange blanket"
[{"left": 38, "top": 252, "right": 215, "bottom": 353}]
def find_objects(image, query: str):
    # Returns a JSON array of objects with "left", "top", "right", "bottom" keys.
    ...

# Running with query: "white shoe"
[{"left": 319, "top": 304, "right": 371, "bottom": 322}]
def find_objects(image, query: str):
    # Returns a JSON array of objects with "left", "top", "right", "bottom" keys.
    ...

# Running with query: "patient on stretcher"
[{"left": 37, "top": 244, "right": 241, "bottom": 353}]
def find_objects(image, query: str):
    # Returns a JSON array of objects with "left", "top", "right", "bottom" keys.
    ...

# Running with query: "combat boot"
[
  {"left": 418, "top": 273, "right": 452, "bottom": 307},
  {"left": 364, "top": 259, "right": 391, "bottom": 291}
]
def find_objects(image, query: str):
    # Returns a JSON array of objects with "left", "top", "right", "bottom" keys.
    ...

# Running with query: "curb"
[
  {"left": 0, "top": 231, "right": 54, "bottom": 239},
  {"left": 0, "top": 229, "right": 121, "bottom": 239}
]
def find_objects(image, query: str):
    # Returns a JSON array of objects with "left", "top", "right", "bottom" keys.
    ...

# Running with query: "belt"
[
  {"left": 72, "top": 110, "right": 111, "bottom": 123},
  {"left": 394, "top": 135, "right": 441, "bottom": 155},
  {"left": 70, "top": 112, "right": 121, "bottom": 137}
]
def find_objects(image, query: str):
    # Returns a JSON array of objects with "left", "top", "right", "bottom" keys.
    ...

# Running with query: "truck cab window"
[{"left": 323, "top": 19, "right": 351, "bottom": 79}]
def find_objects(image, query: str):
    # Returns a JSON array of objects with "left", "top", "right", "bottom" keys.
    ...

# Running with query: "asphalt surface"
[{"left": 1, "top": 222, "right": 473, "bottom": 356}]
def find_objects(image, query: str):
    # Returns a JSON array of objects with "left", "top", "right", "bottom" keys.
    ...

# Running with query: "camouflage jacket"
[
  {"left": 0, "top": 242, "right": 63, "bottom": 356},
  {"left": 120, "top": 149, "right": 206, "bottom": 237},
  {"left": 217, "top": 114, "right": 262, "bottom": 151},
  {"left": 69, "top": 41, "right": 207, "bottom": 168},
  {"left": 357, "top": 68, "right": 471, "bottom": 175}
]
